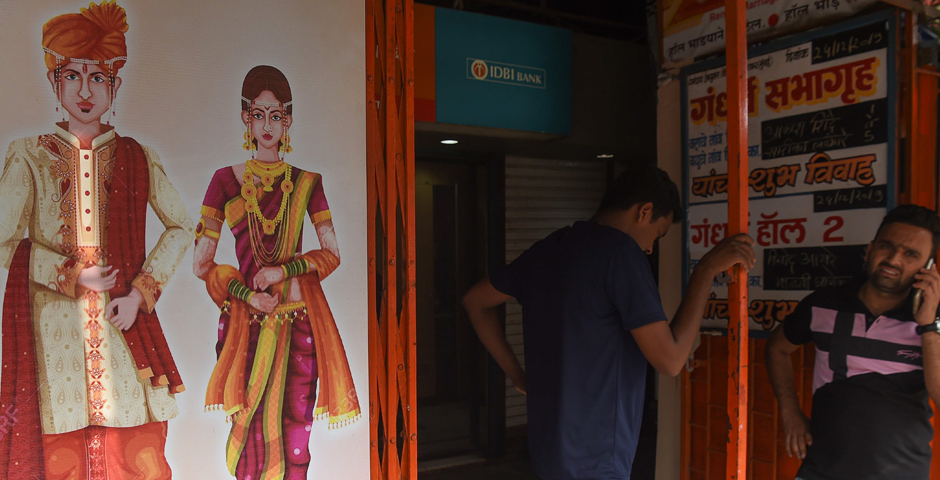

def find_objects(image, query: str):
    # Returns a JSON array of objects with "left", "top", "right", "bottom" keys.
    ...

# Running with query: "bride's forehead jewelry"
[{"left": 242, "top": 96, "right": 292, "bottom": 108}]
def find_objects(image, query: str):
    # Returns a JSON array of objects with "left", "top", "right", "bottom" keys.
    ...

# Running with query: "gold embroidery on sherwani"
[
  {"left": 85, "top": 290, "right": 107, "bottom": 425},
  {"left": 0, "top": 126, "right": 194, "bottom": 435},
  {"left": 132, "top": 271, "right": 163, "bottom": 313}
]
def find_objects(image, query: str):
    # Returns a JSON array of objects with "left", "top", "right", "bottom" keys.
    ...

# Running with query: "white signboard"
[
  {"left": 661, "top": 0, "right": 879, "bottom": 67},
  {"left": 682, "top": 13, "right": 895, "bottom": 332}
]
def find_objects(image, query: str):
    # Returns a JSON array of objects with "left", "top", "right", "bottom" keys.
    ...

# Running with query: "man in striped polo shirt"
[{"left": 766, "top": 204, "right": 940, "bottom": 480}]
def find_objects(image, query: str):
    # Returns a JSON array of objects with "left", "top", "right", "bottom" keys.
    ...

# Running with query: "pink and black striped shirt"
[{"left": 783, "top": 282, "right": 933, "bottom": 480}]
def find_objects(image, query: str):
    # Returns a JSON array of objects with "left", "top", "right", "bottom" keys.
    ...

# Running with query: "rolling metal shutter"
[{"left": 503, "top": 156, "right": 608, "bottom": 427}]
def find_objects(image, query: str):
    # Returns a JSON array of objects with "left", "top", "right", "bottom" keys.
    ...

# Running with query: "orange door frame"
[
  {"left": 724, "top": 0, "right": 750, "bottom": 478},
  {"left": 367, "top": 0, "right": 418, "bottom": 479},
  {"left": 913, "top": 64, "right": 940, "bottom": 480},
  {"left": 907, "top": 17, "right": 940, "bottom": 479}
]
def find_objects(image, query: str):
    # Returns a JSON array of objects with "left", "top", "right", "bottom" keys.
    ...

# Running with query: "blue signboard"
[{"left": 435, "top": 8, "right": 572, "bottom": 134}]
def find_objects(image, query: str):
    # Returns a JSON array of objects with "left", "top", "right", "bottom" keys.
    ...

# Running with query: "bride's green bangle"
[
  {"left": 281, "top": 258, "right": 309, "bottom": 278},
  {"left": 228, "top": 278, "right": 255, "bottom": 303}
]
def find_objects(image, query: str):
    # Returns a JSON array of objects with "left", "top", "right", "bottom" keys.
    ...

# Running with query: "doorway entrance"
[{"left": 415, "top": 158, "right": 495, "bottom": 463}]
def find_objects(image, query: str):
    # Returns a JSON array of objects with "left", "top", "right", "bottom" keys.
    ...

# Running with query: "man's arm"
[
  {"left": 127, "top": 147, "right": 196, "bottom": 313},
  {"left": 632, "top": 234, "right": 756, "bottom": 377},
  {"left": 921, "top": 333, "right": 940, "bottom": 405},
  {"left": 462, "top": 279, "right": 526, "bottom": 394},
  {"left": 765, "top": 326, "right": 812, "bottom": 459},
  {"left": 913, "top": 263, "right": 940, "bottom": 404}
]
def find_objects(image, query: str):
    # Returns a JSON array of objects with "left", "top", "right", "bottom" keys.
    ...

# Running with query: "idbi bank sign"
[
  {"left": 431, "top": 7, "right": 572, "bottom": 134},
  {"left": 468, "top": 59, "right": 546, "bottom": 89}
]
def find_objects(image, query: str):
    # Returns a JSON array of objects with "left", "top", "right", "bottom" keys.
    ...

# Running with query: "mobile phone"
[{"left": 914, "top": 258, "right": 935, "bottom": 315}]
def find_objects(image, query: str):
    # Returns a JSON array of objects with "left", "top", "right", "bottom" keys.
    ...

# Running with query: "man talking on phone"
[{"left": 766, "top": 204, "right": 940, "bottom": 480}]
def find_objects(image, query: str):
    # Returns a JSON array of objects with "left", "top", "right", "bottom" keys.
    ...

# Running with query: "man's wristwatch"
[{"left": 915, "top": 317, "right": 940, "bottom": 336}]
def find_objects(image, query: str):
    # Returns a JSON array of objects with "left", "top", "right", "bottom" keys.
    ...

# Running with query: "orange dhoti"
[{"left": 42, "top": 421, "right": 172, "bottom": 480}]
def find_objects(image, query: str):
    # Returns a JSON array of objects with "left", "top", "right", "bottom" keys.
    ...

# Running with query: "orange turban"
[{"left": 42, "top": 1, "right": 129, "bottom": 72}]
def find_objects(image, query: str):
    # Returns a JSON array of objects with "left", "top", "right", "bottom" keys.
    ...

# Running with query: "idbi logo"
[
  {"left": 466, "top": 58, "right": 546, "bottom": 89},
  {"left": 471, "top": 59, "right": 489, "bottom": 79}
]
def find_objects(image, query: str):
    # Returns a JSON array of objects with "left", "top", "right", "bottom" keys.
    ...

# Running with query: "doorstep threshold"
[{"left": 418, "top": 454, "right": 487, "bottom": 473}]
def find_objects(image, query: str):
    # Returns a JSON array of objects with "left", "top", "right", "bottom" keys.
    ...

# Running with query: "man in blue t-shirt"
[{"left": 463, "top": 166, "right": 755, "bottom": 480}]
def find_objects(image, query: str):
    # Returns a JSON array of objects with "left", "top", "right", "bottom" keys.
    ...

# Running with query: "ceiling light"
[
  {"left": 441, "top": 139, "right": 459, "bottom": 145},
  {"left": 597, "top": 154, "right": 614, "bottom": 159}
]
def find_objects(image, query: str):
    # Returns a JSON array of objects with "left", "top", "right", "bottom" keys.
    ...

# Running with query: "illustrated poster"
[{"left": 0, "top": 1, "right": 369, "bottom": 478}]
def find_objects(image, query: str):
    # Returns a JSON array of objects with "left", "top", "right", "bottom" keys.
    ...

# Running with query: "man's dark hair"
[
  {"left": 595, "top": 166, "right": 682, "bottom": 223},
  {"left": 875, "top": 204, "right": 940, "bottom": 254}
]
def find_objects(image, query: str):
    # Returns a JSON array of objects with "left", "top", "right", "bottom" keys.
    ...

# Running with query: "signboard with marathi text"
[
  {"left": 661, "top": 0, "right": 880, "bottom": 67},
  {"left": 681, "top": 12, "right": 895, "bottom": 333}
]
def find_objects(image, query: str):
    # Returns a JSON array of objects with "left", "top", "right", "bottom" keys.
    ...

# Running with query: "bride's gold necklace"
[
  {"left": 246, "top": 159, "right": 290, "bottom": 192},
  {"left": 241, "top": 160, "right": 295, "bottom": 265}
]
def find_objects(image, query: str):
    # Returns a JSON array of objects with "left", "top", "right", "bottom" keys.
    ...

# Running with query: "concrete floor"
[
  {"left": 419, "top": 456, "right": 659, "bottom": 480},
  {"left": 420, "top": 459, "right": 541, "bottom": 480}
]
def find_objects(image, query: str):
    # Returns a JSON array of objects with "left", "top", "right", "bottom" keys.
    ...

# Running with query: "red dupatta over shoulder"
[
  {"left": 0, "top": 240, "right": 45, "bottom": 479},
  {"left": 108, "top": 136, "right": 183, "bottom": 393}
]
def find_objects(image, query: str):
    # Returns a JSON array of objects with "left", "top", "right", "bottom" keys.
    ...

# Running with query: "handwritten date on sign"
[
  {"left": 813, "top": 185, "right": 886, "bottom": 213},
  {"left": 811, "top": 21, "right": 887, "bottom": 65}
]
